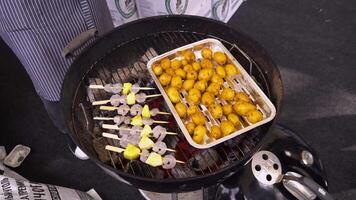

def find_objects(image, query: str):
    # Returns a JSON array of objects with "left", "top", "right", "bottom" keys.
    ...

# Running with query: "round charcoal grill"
[{"left": 61, "top": 16, "right": 283, "bottom": 193}]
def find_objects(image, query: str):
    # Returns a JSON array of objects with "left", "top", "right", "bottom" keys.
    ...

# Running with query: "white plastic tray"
[{"left": 147, "top": 38, "right": 276, "bottom": 149}]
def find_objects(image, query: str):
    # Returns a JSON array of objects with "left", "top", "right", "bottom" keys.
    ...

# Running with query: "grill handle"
[
  {"left": 283, "top": 174, "right": 334, "bottom": 200},
  {"left": 62, "top": 28, "right": 98, "bottom": 58}
]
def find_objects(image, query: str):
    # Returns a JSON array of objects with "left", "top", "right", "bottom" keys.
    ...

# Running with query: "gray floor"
[{"left": 0, "top": 0, "right": 355, "bottom": 199}]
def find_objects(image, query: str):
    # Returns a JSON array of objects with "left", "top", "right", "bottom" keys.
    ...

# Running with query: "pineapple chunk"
[
  {"left": 141, "top": 125, "right": 152, "bottom": 137},
  {"left": 131, "top": 115, "right": 143, "bottom": 126},
  {"left": 126, "top": 92, "right": 136, "bottom": 105},
  {"left": 122, "top": 83, "right": 132, "bottom": 95},
  {"left": 145, "top": 152, "right": 163, "bottom": 167},
  {"left": 142, "top": 105, "right": 151, "bottom": 118},
  {"left": 123, "top": 144, "right": 141, "bottom": 160},
  {"left": 138, "top": 136, "right": 155, "bottom": 150}
]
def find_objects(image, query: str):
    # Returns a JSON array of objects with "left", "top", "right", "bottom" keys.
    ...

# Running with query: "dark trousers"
[{"left": 40, "top": 97, "right": 67, "bottom": 134}]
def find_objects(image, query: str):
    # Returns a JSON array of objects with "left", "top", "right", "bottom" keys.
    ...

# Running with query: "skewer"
[
  {"left": 92, "top": 93, "right": 162, "bottom": 106},
  {"left": 101, "top": 124, "right": 177, "bottom": 137},
  {"left": 105, "top": 144, "right": 184, "bottom": 168},
  {"left": 97, "top": 104, "right": 171, "bottom": 117},
  {"left": 89, "top": 83, "right": 155, "bottom": 94},
  {"left": 102, "top": 132, "right": 175, "bottom": 153}
]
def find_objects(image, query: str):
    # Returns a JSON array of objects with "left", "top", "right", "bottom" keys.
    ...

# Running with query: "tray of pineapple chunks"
[{"left": 147, "top": 38, "right": 276, "bottom": 149}]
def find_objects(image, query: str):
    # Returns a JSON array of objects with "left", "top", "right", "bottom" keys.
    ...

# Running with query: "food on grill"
[
  {"left": 193, "top": 125, "right": 206, "bottom": 144},
  {"left": 213, "top": 51, "right": 227, "bottom": 65},
  {"left": 220, "top": 87, "right": 235, "bottom": 101},
  {"left": 175, "top": 68, "right": 186, "bottom": 79},
  {"left": 194, "top": 80, "right": 207, "bottom": 91},
  {"left": 145, "top": 152, "right": 163, "bottom": 167},
  {"left": 225, "top": 63, "right": 239, "bottom": 76},
  {"left": 246, "top": 110, "right": 263, "bottom": 124},
  {"left": 220, "top": 120, "right": 236, "bottom": 136},
  {"left": 167, "top": 87, "right": 181, "bottom": 103},
  {"left": 191, "top": 112, "right": 206, "bottom": 125},
  {"left": 201, "top": 92, "right": 214, "bottom": 106},
  {"left": 206, "top": 82, "right": 220, "bottom": 95},
  {"left": 233, "top": 102, "right": 257, "bottom": 116},
  {"left": 209, "top": 125, "right": 222, "bottom": 139},
  {"left": 139, "top": 149, "right": 150, "bottom": 162},
  {"left": 183, "top": 50, "right": 196, "bottom": 62},
  {"left": 160, "top": 58, "right": 171, "bottom": 69},
  {"left": 152, "top": 141, "right": 175, "bottom": 155},
  {"left": 165, "top": 68, "right": 175, "bottom": 76},
  {"left": 89, "top": 82, "right": 155, "bottom": 94},
  {"left": 183, "top": 64, "right": 193, "bottom": 72},
  {"left": 93, "top": 93, "right": 162, "bottom": 106},
  {"left": 187, "top": 105, "right": 199, "bottom": 116},
  {"left": 123, "top": 144, "right": 141, "bottom": 160},
  {"left": 131, "top": 104, "right": 143, "bottom": 116},
  {"left": 138, "top": 136, "right": 155, "bottom": 150},
  {"left": 201, "top": 48, "right": 212, "bottom": 59},
  {"left": 141, "top": 125, "right": 153, "bottom": 137},
  {"left": 227, "top": 113, "right": 241, "bottom": 127},
  {"left": 182, "top": 79, "right": 195, "bottom": 91},
  {"left": 149, "top": 41, "right": 272, "bottom": 147},
  {"left": 185, "top": 122, "right": 195, "bottom": 135},
  {"left": 192, "top": 61, "right": 201, "bottom": 71},
  {"left": 216, "top": 65, "right": 226, "bottom": 78},
  {"left": 105, "top": 143, "right": 182, "bottom": 168},
  {"left": 198, "top": 68, "right": 213, "bottom": 81},
  {"left": 235, "top": 92, "right": 251, "bottom": 103},
  {"left": 186, "top": 70, "right": 198, "bottom": 80},
  {"left": 175, "top": 102, "right": 187, "bottom": 118},
  {"left": 187, "top": 88, "right": 201, "bottom": 104},
  {"left": 210, "top": 74, "right": 224, "bottom": 85},
  {"left": 208, "top": 104, "right": 223, "bottom": 119},
  {"left": 200, "top": 59, "right": 213, "bottom": 69},
  {"left": 171, "top": 59, "right": 182, "bottom": 69},
  {"left": 222, "top": 104, "right": 233, "bottom": 115},
  {"left": 162, "top": 155, "right": 177, "bottom": 169},
  {"left": 181, "top": 59, "right": 188, "bottom": 66},
  {"left": 126, "top": 92, "right": 136, "bottom": 105},
  {"left": 152, "top": 64, "right": 163, "bottom": 76},
  {"left": 170, "top": 75, "right": 183, "bottom": 89},
  {"left": 159, "top": 73, "right": 172, "bottom": 86}
]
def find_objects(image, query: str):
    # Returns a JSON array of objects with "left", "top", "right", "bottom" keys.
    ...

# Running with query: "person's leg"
[{"left": 39, "top": 97, "right": 89, "bottom": 160}]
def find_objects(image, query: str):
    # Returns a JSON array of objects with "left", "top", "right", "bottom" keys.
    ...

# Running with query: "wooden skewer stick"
[
  {"left": 102, "top": 132, "right": 120, "bottom": 140},
  {"left": 92, "top": 100, "right": 110, "bottom": 106},
  {"left": 102, "top": 133, "right": 175, "bottom": 153},
  {"left": 157, "top": 111, "right": 171, "bottom": 115},
  {"left": 89, "top": 85, "right": 105, "bottom": 89},
  {"left": 89, "top": 84, "right": 155, "bottom": 90},
  {"left": 99, "top": 106, "right": 118, "bottom": 111},
  {"left": 101, "top": 124, "right": 177, "bottom": 135},
  {"left": 138, "top": 87, "right": 156, "bottom": 90},
  {"left": 105, "top": 145, "right": 184, "bottom": 162},
  {"left": 93, "top": 117, "right": 114, "bottom": 120},
  {"left": 105, "top": 145, "right": 124, "bottom": 153},
  {"left": 102, "top": 124, "right": 131, "bottom": 131},
  {"left": 146, "top": 94, "right": 162, "bottom": 98},
  {"left": 152, "top": 120, "right": 169, "bottom": 124}
]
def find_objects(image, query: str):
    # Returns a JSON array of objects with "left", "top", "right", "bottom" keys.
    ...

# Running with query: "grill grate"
[{"left": 79, "top": 31, "right": 269, "bottom": 179}]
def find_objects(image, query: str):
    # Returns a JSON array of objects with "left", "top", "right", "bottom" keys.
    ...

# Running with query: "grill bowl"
[{"left": 61, "top": 16, "right": 283, "bottom": 192}]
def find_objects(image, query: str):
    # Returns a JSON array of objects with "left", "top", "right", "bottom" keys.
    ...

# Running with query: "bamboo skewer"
[
  {"left": 102, "top": 132, "right": 176, "bottom": 152},
  {"left": 101, "top": 124, "right": 177, "bottom": 135}
]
